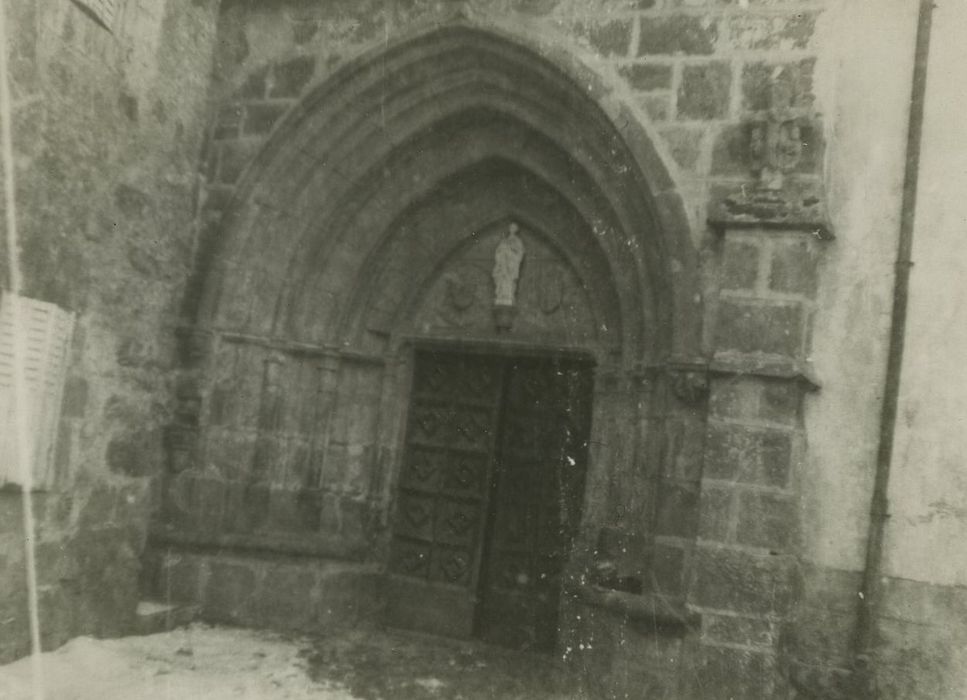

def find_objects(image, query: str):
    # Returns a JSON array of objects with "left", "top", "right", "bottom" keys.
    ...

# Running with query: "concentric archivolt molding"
[{"left": 196, "top": 24, "right": 701, "bottom": 364}]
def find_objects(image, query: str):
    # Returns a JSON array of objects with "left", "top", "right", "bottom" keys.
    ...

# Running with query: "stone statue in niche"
[{"left": 492, "top": 223, "right": 525, "bottom": 307}]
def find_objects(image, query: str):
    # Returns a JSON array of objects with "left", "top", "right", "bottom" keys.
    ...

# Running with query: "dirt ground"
[{"left": 0, "top": 624, "right": 585, "bottom": 700}]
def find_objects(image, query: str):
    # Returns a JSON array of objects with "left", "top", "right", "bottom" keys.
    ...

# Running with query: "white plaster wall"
[
  {"left": 884, "top": 0, "right": 967, "bottom": 588},
  {"left": 802, "top": 0, "right": 918, "bottom": 572}
]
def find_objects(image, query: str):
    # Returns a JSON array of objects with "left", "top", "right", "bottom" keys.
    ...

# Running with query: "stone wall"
[
  {"left": 0, "top": 0, "right": 218, "bottom": 661},
  {"left": 198, "top": 0, "right": 825, "bottom": 254}
]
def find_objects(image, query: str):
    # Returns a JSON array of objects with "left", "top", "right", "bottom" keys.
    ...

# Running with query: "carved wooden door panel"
[
  {"left": 385, "top": 350, "right": 592, "bottom": 649},
  {"left": 476, "top": 357, "right": 593, "bottom": 651},
  {"left": 385, "top": 350, "right": 503, "bottom": 638}
]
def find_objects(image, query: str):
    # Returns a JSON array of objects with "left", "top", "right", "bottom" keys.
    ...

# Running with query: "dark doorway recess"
[{"left": 385, "top": 347, "right": 594, "bottom": 652}]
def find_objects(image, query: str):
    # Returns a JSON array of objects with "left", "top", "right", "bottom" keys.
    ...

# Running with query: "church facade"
[{"left": 1, "top": 1, "right": 966, "bottom": 698}]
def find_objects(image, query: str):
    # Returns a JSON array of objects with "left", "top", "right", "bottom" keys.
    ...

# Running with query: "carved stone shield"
[
  {"left": 537, "top": 262, "right": 564, "bottom": 314},
  {"left": 445, "top": 272, "right": 476, "bottom": 311}
]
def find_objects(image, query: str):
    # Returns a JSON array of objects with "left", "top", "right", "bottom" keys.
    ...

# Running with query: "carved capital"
[{"left": 667, "top": 366, "right": 709, "bottom": 405}]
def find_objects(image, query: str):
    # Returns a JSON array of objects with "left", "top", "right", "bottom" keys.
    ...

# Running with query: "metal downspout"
[{"left": 852, "top": 0, "right": 935, "bottom": 693}]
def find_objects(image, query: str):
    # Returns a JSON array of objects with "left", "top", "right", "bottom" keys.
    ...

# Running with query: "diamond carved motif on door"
[{"left": 386, "top": 350, "right": 593, "bottom": 651}]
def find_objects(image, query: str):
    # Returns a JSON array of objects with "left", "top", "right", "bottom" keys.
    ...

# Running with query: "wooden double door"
[{"left": 386, "top": 348, "right": 593, "bottom": 651}]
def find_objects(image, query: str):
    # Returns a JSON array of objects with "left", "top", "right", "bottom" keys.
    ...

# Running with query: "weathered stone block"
[
  {"left": 769, "top": 237, "right": 820, "bottom": 296},
  {"left": 705, "top": 422, "right": 793, "bottom": 488},
  {"left": 662, "top": 416, "right": 706, "bottom": 481},
  {"left": 760, "top": 430, "right": 794, "bottom": 488},
  {"left": 721, "top": 237, "right": 761, "bottom": 290},
  {"left": 655, "top": 480, "right": 700, "bottom": 538},
  {"left": 736, "top": 489, "right": 797, "bottom": 551},
  {"left": 683, "top": 644, "right": 779, "bottom": 699},
  {"left": 714, "top": 299, "right": 804, "bottom": 356},
  {"left": 725, "top": 13, "right": 816, "bottom": 51},
  {"left": 760, "top": 379, "right": 802, "bottom": 425},
  {"left": 316, "top": 568, "right": 383, "bottom": 626},
  {"left": 658, "top": 125, "right": 704, "bottom": 172},
  {"left": 269, "top": 56, "right": 316, "bottom": 98},
  {"left": 690, "top": 545, "right": 797, "bottom": 615},
  {"left": 638, "top": 16, "right": 718, "bottom": 55},
  {"left": 506, "top": 0, "right": 560, "bottom": 14},
  {"left": 640, "top": 93, "right": 671, "bottom": 122},
  {"left": 252, "top": 565, "right": 316, "bottom": 629},
  {"left": 35, "top": 541, "right": 80, "bottom": 585},
  {"left": 292, "top": 20, "right": 320, "bottom": 45},
  {"left": 200, "top": 185, "right": 233, "bottom": 220},
  {"left": 243, "top": 103, "right": 288, "bottom": 135},
  {"left": 217, "top": 138, "right": 260, "bottom": 184},
  {"left": 678, "top": 62, "right": 732, "bottom": 120},
  {"left": 582, "top": 19, "right": 633, "bottom": 57},
  {"left": 205, "top": 430, "right": 257, "bottom": 479},
  {"left": 619, "top": 63, "right": 673, "bottom": 92},
  {"left": 214, "top": 104, "right": 243, "bottom": 140},
  {"left": 204, "top": 560, "right": 258, "bottom": 623},
  {"left": 742, "top": 58, "right": 815, "bottom": 112},
  {"left": 159, "top": 552, "right": 202, "bottom": 603},
  {"left": 107, "top": 431, "right": 161, "bottom": 477},
  {"left": 708, "top": 377, "right": 759, "bottom": 420},
  {"left": 38, "top": 586, "right": 75, "bottom": 651},
  {"left": 61, "top": 376, "right": 88, "bottom": 418},
  {"left": 237, "top": 66, "right": 268, "bottom": 100},
  {"left": 703, "top": 612, "right": 775, "bottom": 648},
  {"left": 652, "top": 542, "right": 686, "bottom": 595},
  {"left": 238, "top": 481, "right": 271, "bottom": 532},
  {"left": 697, "top": 484, "right": 733, "bottom": 542},
  {"left": 710, "top": 123, "right": 749, "bottom": 176},
  {"left": 596, "top": 525, "right": 650, "bottom": 580},
  {"left": 0, "top": 494, "right": 24, "bottom": 537}
]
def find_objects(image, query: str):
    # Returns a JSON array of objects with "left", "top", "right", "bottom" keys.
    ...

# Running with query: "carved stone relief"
[{"left": 410, "top": 221, "right": 597, "bottom": 345}]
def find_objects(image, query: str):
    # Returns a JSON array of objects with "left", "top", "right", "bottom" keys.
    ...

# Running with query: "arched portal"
[{"left": 163, "top": 24, "right": 701, "bottom": 650}]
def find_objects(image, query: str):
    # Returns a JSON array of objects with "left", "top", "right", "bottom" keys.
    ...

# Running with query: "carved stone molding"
[
  {"left": 709, "top": 179, "right": 833, "bottom": 240},
  {"left": 709, "top": 352, "right": 820, "bottom": 391}
]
